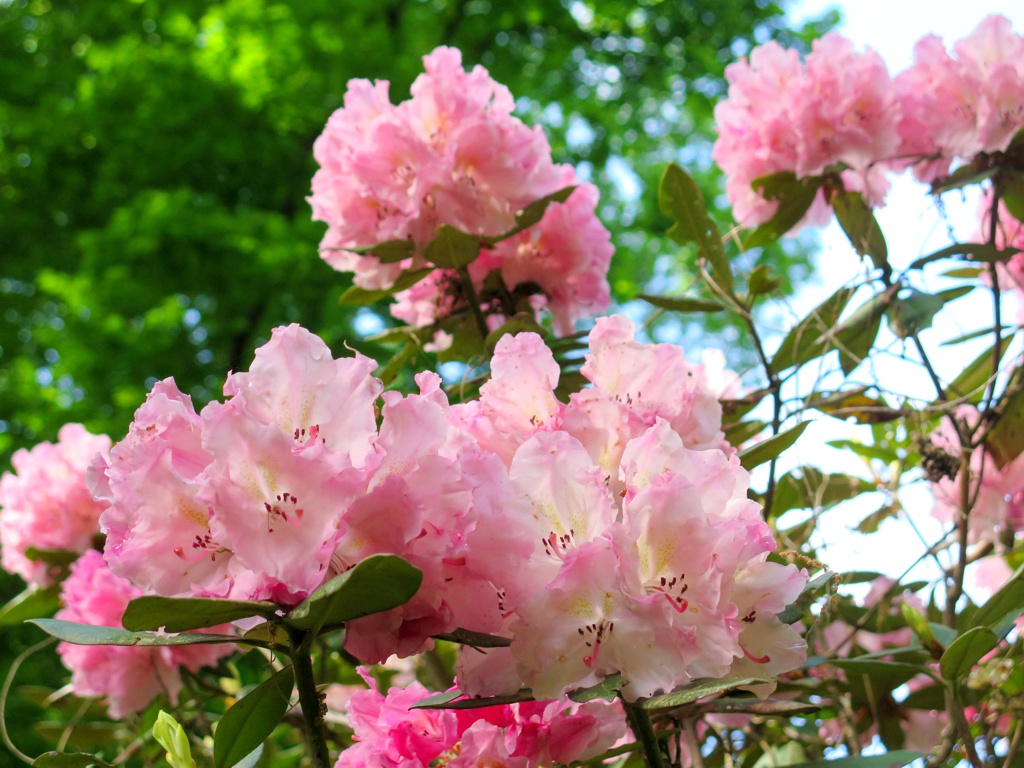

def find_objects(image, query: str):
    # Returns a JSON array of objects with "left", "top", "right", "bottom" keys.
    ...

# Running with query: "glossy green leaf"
[
  {"left": 285, "top": 554, "right": 422, "bottom": 633},
  {"left": 769, "top": 285, "right": 855, "bottom": 375},
  {"left": 340, "top": 239, "right": 415, "bottom": 264},
  {"left": 639, "top": 677, "right": 770, "bottom": 710},
  {"left": 433, "top": 628, "right": 512, "bottom": 648},
  {"left": 484, "top": 186, "right": 577, "bottom": 244},
  {"left": 30, "top": 619, "right": 241, "bottom": 647},
  {"left": 214, "top": 666, "right": 294, "bottom": 768},
  {"left": 738, "top": 421, "right": 811, "bottom": 471},
  {"left": 32, "top": 754, "right": 115, "bottom": 768},
  {"left": 833, "top": 190, "right": 889, "bottom": 277},
  {"left": 411, "top": 688, "right": 535, "bottom": 710},
  {"left": 744, "top": 172, "right": 822, "bottom": 250},
  {"left": 659, "top": 163, "right": 732, "bottom": 291},
  {"left": 424, "top": 225, "right": 482, "bottom": 269},
  {"left": 940, "top": 626, "right": 998, "bottom": 681},
  {"left": 338, "top": 267, "right": 434, "bottom": 306},
  {"left": 638, "top": 293, "right": 727, "bottom": 313},
  {"left": 122, "top": 596, "right": 280, "bottom": 633},
  {"left": 568, "top": 674, "right": 624, "bottom": 703},
  {"left": 0, "top": 584, "right": 60, "bottom": 626},
  {"left": 786, "top": 751, "right": 923, "bottom": 768},
  {"left": 833, "top": 293, "right": 888, "bottom": 375},
  {"left": 153, "top": 711, "right": 195, "bottom": 768},
  {"left": 24, "top": 547, "right": 80, "bottom": 566},
  {"left": 724, "top": 419, "right": 768, "bottom": 447},
  {"left": 973, "top": 561, "right": 1024, "bottom": 629}
]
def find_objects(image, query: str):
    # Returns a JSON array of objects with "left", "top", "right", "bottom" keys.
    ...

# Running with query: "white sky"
[{"left": 771, "top": 3, "right": 1024, "bottom": 592}]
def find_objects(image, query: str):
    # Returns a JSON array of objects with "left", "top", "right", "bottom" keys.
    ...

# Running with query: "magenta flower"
[{"left": 1, "top": 424, "right": 111, "bottom": 587}]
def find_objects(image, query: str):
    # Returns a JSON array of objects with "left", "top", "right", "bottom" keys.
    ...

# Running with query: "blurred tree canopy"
[{"left": 0, "top": 0, "right": 835, "bottom": 464}]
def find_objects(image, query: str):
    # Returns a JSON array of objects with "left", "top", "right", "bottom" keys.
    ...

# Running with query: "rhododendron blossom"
[
  {"left": 896, "top": 15, "right": 1024, "bottom": 183},
  {"left": 310, "top": 46, "right": 612, "bottom": 334},
  {"left": 55, "top": 551, "right": 233, "bottom": 719},
  {"left": 334, "top": 670, "right": 626, "bottom": 768},
  {"left": 712, "top": 32, "right": 898, "bottom": 229},
  {"left": 0, "top": 424, "right": 111, "bottom": 587}
]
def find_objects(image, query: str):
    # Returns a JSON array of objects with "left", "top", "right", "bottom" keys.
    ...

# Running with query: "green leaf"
[
  {"left": 284, "top": 554, "right": 422, "bottom": 633},
  {"left": 833, "top": 191, "right": 889, "bottom": 277},
  {"left": 432, "top": 628, "right": 512, "bottom": 648},
  {"left": 769, "top": 286, "right": 855, "bottom": 375},
  {"left": 887, "top": 287, "right": 971, "bottom": 340},
  {"left": 986, "top": 368, "right": 1024, "bottom": 468},
  {"left": 776, "top": 604, "right": 803, "bottom": 624},
  {"left": 901, "top": 683, "right": 947, "bottom": 710},
  {"left": 930, "top": 158, "right": 997, "bottom": 194},
  {"left": 786, "top": 751, "right": 923, "bottom": 768},
  {"left": 724, "top": 419, "right": 768, "bottom": 447},
  {"left": 831, "top": 659, "right": 932, "bottom": 687},
  {"left": 214, "top": 666, "right": 295, "bottom": 768},
  {"left": 721, "top": 389, "right": 771, "bottom": 423},
  {"left": 973, "top": 561, "right": 1024, "bottom": 629},
  {"left": 637, "top": 293, "right": 726, "bottom": 313},
  {"left": 940, "top": 626, "right": 998, "bottom": 681},
  {"left": 744, "top": 172, "right": 822, "bottom": 250},
  {"left": 832, "top": 293, "right": 888, "bottom": 375},
  {"left": 941, "top": 325, "right": 1004, "bottom": 347},
  {"left": 943, "top": 335, "right": 1010, "bottom": 403},
  {"left": 340, "top": 239, "right": 416, "bottom": 264},
  {"left": 122, "top": 596, "right": 280, "bottom": 633},
  {"left": 855, "top": 503, "right": 900, "bottom": 534},
  {"left": 32, "top": 754, "right": 115, "bottom": 768},
  {"left": 639, "top": 677, "right": 770, "bottom": 710},
  {"left": 1003, "top": 170, "right": 1024, "bottom": 222},
  {"left": 411, "top": 688, "right": 535, "bottom": 710},
  {"left": 910, "top": 242, "right": 1019, "bottom": 269},
  {"left": 568, "top": 674, "right": 623, "bottom": 703},
  {"left": 659, "top": 163, "right": 732, "bottom": 291},
  {"left": 338, "top": 267, "right": 434, "bottom": 306},
  {"left": 24, "top": 547, "right": 81, "bottom": 566},
  {"left": 942, "top": 266, "right": 984, "bottom": 279},
  {"left": 747, "top": 264, "right": 783, "bottom": 296},
  {"left": 424, "top": 226, "right": 482, "bottom": 269},
  {"left": 807, "top": 388, "right": 902, "bottom": 424},
  {"left": 0, "top": 584, "right": 60, "bottom": 626},
  {"left": 30, "top": 619, "right": 240, "bottom": 647},
  {"left": 738, "top": 421, "right": 811, "bottom": 471},
  {"left": 153, "top": 711, "right": 196, "bottom": 768},
  {"left": 900, "top": 602, "right": 942, "bottom": 656},
  {"left": 484, "top": 186, "right": 577, "bottom": 243}
]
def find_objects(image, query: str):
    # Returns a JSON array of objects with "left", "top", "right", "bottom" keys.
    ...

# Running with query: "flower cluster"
[
  {"left": 309, "top": 46, "right": 612, "bottom": 336},
  {"left": 0, "top": 424, "right": 111, "bottom": 587},
  {"left": 93, "top": 318, "right": 807, "bottom": 700},
  {"left": 334, "top": 670, "right": 626, "bottom": 768},
  {"left": 713, "top": 15, "right": 1024, "bottom": 231},
  {"left": 56, "top": 551, "right": 233, "bottom": 718}
]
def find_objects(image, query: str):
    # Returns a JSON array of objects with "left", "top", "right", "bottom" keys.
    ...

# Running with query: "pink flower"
[
  {"left": 713, "top": 33, "right": 898, "bottom": 231},
  {"left": 310, "top": 46, "right": 611, "bottom": 334},
  {"left": 55, "top": 551, "right": 233, "bottom": 719},
  {"left": 896, "top": 15, "right": 1024, "bottom": 182},
  {"left": 333, "top": 670, "right": 626, "bottom": 768},
  {"left": 1, "top": 424, "right": 111, "bottom": 587}
]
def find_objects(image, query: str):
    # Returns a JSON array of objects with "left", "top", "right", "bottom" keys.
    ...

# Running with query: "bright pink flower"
[
  {"left": 1, "top": 424, "right": 111, "bottom": 587},
  {"left": 333, "top": 670, "right": 626, "bottom": 768},
  {"left": 713, "top": 33, "right": 898, "bottom": 231},
  {"left": 896, "top": 15, "right": 1024, "bottom": 182},
  {"left": 55, "top": 551, "right": 232, "bottom": 719}
]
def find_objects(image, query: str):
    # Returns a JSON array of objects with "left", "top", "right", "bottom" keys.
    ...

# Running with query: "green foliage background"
[{"left": 0, "top": 0, "right": 835, "bottom": 763}]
